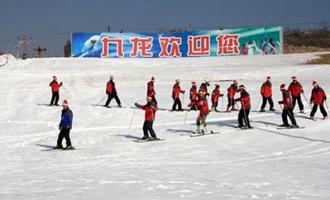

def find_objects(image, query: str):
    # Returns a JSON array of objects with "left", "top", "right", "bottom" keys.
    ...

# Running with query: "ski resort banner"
[{"left": 72, "top": 27, "right": 282, "bottom": 58}]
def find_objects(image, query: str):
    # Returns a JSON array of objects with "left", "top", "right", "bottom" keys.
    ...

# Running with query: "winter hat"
[
  {"left": 62, "top": 99, "right": 68, "bottom": 106},
  {"left": 215, "top": 84, "right": 220, "bottom": 87},
  {"left": 53, "top": 76, "right": 57, "bottom": 79},
  {"left": 233, "top": 80, "right": 238, "bottom": 84},
  {"left": 191, "top": 80, "right": 196, "bottom": 84},
  {"left": 312, "top": 80, "right": 318, "bottom": 86},
  {"left": 175, "top": 79, "right": 180, "bottom": 83},
  {"left": 239, "top": 84, "right": 245, "bottom": 89},
  {"left": 110, "top": 75, "right": 113, "bottom": 79},
  {"left": 267, "top": 76, "right": 271, "bottom": 80},
  {"left": 280, "top": 84, "right": 286, "bottom": 90},
  {"left": 291, "top": 76, "right": 297, "bottom": 80},
  {"left": 151, "top": 76, "right": 155, "bottom": 81}
]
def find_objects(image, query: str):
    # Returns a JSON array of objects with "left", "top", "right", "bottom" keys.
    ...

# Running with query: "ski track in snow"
[{"left": 0, "top": 53, "right": 330, "bottom": 200}]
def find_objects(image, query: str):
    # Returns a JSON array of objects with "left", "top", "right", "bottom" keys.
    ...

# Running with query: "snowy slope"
[{"left": 0, "top": 53, "right": 330, "bottom": 200}]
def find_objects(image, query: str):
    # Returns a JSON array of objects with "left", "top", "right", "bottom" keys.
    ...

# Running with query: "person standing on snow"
[
  {"left": 310, "top": 81, "right": 328, "bottom": 120},
  {"left": 172, "top": 79, "right": 185, "bottom": 111},
  {"left": 49, "top": 76, "right": 62, "bottom": 106},
  {"left": 104, "top": 75, "right": 122, "bottom": 107},
  {"left": 278, "top": 84, "right": 298, "bottom": 128},
  {"left": 226, "top": 80, "right": 239, "bottom": 112},
  {"left": 235, "top": 85, "right": 252, "bottom": 129},
  {"left": 135, "top": 96, "right": 159, "bottom": 140},
  {"left": 211, "top": 84, "right": 223, "bottom": 112},
  {"left": 53, "top": 99, "right": 74, "bottom": 150},
  {"left": 288, "top": 76, "right": 304, "bottom": 113},
  {"left": 260, "top": 76, "right": 274, "bottom": 112},
  {"left": 147, "top": 76, "right": 157, "bottom": 105},
  {"left": 195, "top": 90, "right": 211, "bottom": 134},
  {"left": 189, "top": 81, "right": 198, "bottom": 110}
]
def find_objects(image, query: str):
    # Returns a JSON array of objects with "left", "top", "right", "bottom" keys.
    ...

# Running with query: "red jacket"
[
  {"left": 288, "top": 81, "right": 303, "bottom": 97},
  {"left": 172, "top": 83, "right": 184, "bottom": 99},
  {"left": 211, "top": 88, "right": 222, "bottom": 103},
  {"left": 106, "top": 80, "right": 117, "bottom": 94},
  {"left": 197, "top": 97, "right": 209, "bottom": 116},
  {"left": 260, "top": 81, "right": 272, "bottom": 97},
  {"left": 227, "top": 84, "right": 238, "bottom": 98},
  {"left": 190, "top": 85, "right": 198, "bottom": 101},
  {"left": 138, "top": 103, "right": 157, "bottom": 121},
  {"left": 280, "top": 90, "right": 293, "bottom": 109},
  {"left": 236, "top": 90, "right": 251, "bottom": 109},
  {"left": 147, "top": 81, "right": 155, "bottom": 97},
  {"left": 49, "top": 81, "right": 61, "bottom": 92},
  {"left": 310, "top": 87, "right": 327, "bottom": 105}
]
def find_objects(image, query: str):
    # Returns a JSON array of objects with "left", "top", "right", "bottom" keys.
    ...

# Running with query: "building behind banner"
[{"left": 72, "top": 27, "right": 282, "bottom": 58}]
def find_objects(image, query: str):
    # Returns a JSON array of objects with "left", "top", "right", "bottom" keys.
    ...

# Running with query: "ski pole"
[
  {"left": 325, "top": 100, "right": 330, "bottom": 115},
  {"left": 221, "top": 96, "right": 224, "bottom": 111},
  {"left": 302, "top": 93, "right": 312, "bottom": 110},
  {"left": 62, "top": 85, "right": 71, "bottom": 98},
  {"left": 128, "top": 108, "right": 136, "bottom": 129},
  {"left": 96, "top": 96, "right": 107, "bottom": 105}
]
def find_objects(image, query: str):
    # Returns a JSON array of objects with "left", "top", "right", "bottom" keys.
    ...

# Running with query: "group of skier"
[{"left": 49, "top": 74, "right": 328, "bottom": 147}]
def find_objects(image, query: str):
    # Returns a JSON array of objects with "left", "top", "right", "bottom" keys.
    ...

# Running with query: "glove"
[
  {"left": 134, "top": 102, "right": 140, "bottom": 107},
  {"left": 182, "top": 90, "right": 185, "bottom": 94},
  {"left": 60, "top": 82, "right": 63, "bottom": 86},
  {"left": 310, "top": 101, "right": 313, "bottom": 104}
]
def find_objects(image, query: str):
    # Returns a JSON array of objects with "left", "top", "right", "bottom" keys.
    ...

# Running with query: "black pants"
[
  {"left": 310, "top": 103, "right": 328, "bottom": 117},
  {"left": 292, "top": 95, "right": 304, "bottom": 111},
  {"left": 227, "top": 97, "right": 235, "bottom": 107},
  {"left": 50, "top": 92, "right": 59, "bottom": 105},
  {"left": 260, "top": 96, "right": 274, "bottom": 110},
  {"left": 143, "top": 121, "right": 156, "bottom": 138},
  {"left": 57, "top": 128, "right": 72, "bottom": 147},
  {"left": 105, "top": 93, "right": 121, "bottom": 106},
  {"left": 238, "top": 108, "right": 251, "bottom": 127},
  {"left": 172, "top": 97, "right": 182, "bottom": 110},
  {"left": 212, "top": 101, "right": 218, "bottom": 109},
  {"left": 282, "top": 108, "right": 297, "bottom": 126},
  {"left": 151, "top": 95, "right": 158, "bottom": 105}
]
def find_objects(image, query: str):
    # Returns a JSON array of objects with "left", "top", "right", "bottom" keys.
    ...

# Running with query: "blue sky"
[{"left": 0, "top": 0, "right": 329, "bottom": 56}]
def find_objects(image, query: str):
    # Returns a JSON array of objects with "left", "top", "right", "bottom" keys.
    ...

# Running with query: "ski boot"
[
  {"left": 53, "top": 145, "right": 63, "bottom": 149},
  {"left": 64, "top": 146, "right": 75, "bottom": 150}
]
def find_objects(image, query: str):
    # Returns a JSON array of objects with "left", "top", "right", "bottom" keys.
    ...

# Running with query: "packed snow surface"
[{"left": 0, "top": 53, "right": 330, "bottom": 200}]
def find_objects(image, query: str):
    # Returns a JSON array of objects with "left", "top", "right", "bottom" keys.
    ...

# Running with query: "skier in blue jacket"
[{"left": 53, "top": 99, "right": 74, "bottom": 150}]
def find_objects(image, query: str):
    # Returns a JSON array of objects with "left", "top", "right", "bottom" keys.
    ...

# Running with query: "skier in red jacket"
[
  {"left": 195, "top": 90, "right": 210, "bottom": 134},
  {"left": 49, "top": 76, "right": 62, "bottom": 106},
  {"left": 135, "top": 97, "right": 158, "bottom": 140},
  {"left": 211, "top": 84, "right": 223, "bottom": 112},
  {"left": 147, "top": 76, "right": 157, "bottom": 105},
  {"left": 226, "top": 80, "right": 238, "bottom": 112},
  {"left": 189, "top": 81, "right": 198, "bottom": 110},
  {"left": 172, "top": 79, "right": 185, "bottom": 111},
  {"left": 105, "top": 75, "right": 122, "bottom": 107},
  {"left": 260, "top": 76, "right": 274, "bottom": 112},
  {"left": 288, "top": 76, "right": 304, "bottom": 113},
  {"left": 235, "top": 85, "right": 252, "bottom": 129},
  {"left": 310, "top": 81, "right": 328, "bottom": 120},
  {"left": 278, "top": 84, "right": 298, "bottom": 127}
]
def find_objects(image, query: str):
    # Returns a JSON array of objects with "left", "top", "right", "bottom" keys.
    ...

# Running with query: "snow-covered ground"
[{"left": 0, "top": 53, "right": 330, "bottom": 200}]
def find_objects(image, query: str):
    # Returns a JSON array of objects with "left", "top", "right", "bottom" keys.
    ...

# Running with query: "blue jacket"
[{"left": 59, "top": 108, "right": 73, "bottom": 129}]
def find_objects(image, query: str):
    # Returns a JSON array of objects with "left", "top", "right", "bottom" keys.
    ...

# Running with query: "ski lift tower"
[{"left": 17, "top": 36, "right": 32, "bottom": 59}]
